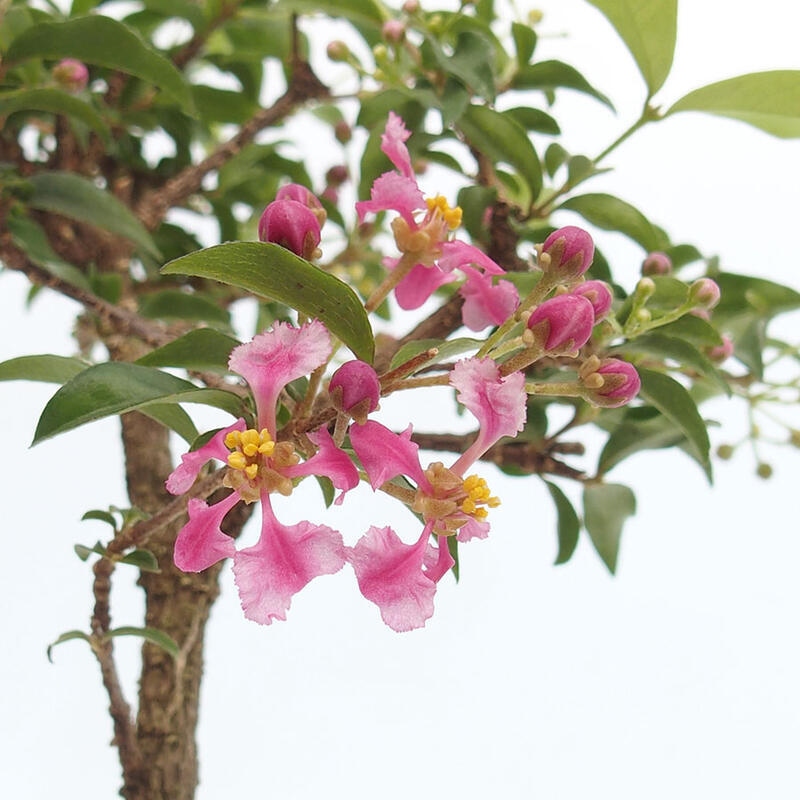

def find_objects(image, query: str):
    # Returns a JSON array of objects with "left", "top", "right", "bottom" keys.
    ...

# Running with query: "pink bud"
[
  {"left": 540, "top": 226, "right": 594, "bottom": 281},
  {"left": 707, "top": 334, "right": 734, "bottom": 363},
  {"left": 382, "top": 20, "right": 406, "bottom": 43},
  {"left": 258, "top": 199, "right": 321, "bottom": 260},
  {"left": 585, "top": 358, "right": 641, "bottom": 408},
  {"left": 641, "top": 251, "right": 672, "bottom": 276},
  {"left": 402, "top": 0, "right": 420, "bottom": 12},
  {"left": 52, "top": 59, "right": 89, "bottom": 92},
  {"left": 526, "top": 294, "right": 595, "bottom": 353},
  {"left": 329, "top": 361, "right": 381, "bottom": 424},
  {"left": 570, "top": 280, "right": 613, "bottom": 320},
  {"left": 689, "top": 278, "right": 721, "bottom": 310}
]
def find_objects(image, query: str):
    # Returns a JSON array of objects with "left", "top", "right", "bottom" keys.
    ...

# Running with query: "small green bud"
[
  {"left": 756, "top": 462, "right": 773, "bottom": 480},
  {"left": 716, "top": 444, "right": 734, "bottom": 460}
]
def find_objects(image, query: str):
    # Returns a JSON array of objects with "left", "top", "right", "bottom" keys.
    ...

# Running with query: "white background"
[{"left": 2, "top": 1, "right": 799, "bottom": 798}]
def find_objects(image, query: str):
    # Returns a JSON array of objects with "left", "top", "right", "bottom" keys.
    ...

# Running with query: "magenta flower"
[
  {"left": 166, "top": 320, "right": 356, "bottom": 624},
  {"left": 346, "top": 357, "right": 527, "bottom": 630},
  {"left": 357, "top": 112, "right": 518, "bottom": 329}
]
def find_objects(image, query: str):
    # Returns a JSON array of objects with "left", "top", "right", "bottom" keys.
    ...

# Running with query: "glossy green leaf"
[
  {"left": 512, "top": 21, "right": 537, "bottom": 65},
  {"left": 138, "top": 290, "right": 231, "bottom": 328},
  {"left": 47, "top": 629, "right": 92, "bottom": 663},
  {"left": 583, "top": 483, "right": 636, "bottom": 574},
  {"left": 0, "top": 354, "right": 87, "bottom": 384},
  {"left": 514, "top": 60, "right": 613, "bottom": 109},
  {"left": 584, "top": 0, "right": 677, "bottom": 96},
  {"left": 558, "top": 192, "right": 668, "bottom": 251},
  {"left": 713, "top": 272, "right": 800, "bottom": 321},
  {"left": 161, "top": 242, "right": 375, "bottom": 362},
  {"left": 119, "top": 549, "right": 160, "bottom": 572},
  {"left": 458, "top": 104, "right": 542, "bottom": 203},
  {"left": 33, "top": 362, "right": 246, "bottom": 444},
  {"left": 638, "top": 368, "right": 711, "bottom": 480},
  {"left": 136, "top": 329, "right": 240, "bottom": 372},
  {"left": 139, "top": 402, "right": 199, "bottom": 444},
  {"left": 546, "top": 480, "right": 580, "bottom": 565},
  {"left": 25, "top": 172, "right": 161, "bottom": 259},
  {"left": 666, "top": 71, "right": 800, "bottom": 138},
  {"left": 7, "top": 215, "right": 91, "bottom": 291},
  {"left": 106, "top": 626, "right": 179, "bottom": 657},
  {"left": 505, "top": 106, "right": 560, "bottom": 135},
  {"left": 0, "top": 87, "right": 109, "bottom": 139},
  {"left": 81, "top": 509, "right": 118, "bottom": 528},
  {"left": 6, "top": 16, "right": 193, "bottom": 109}
]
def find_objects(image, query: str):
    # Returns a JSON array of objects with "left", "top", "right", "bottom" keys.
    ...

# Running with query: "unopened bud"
[
  {"left": 258, "top": 188, "right": 324, "bottom": 260},
  {"left": 327, "top": 41, "right": 351, "bottom": 62},
  {"left": 571, "top": 280, "right": 613, "bottom": 320},
  {"left": 641, "top": 251, "right": 672, "bottom": 276},
  {"left": 329, "top": 361, "right": 381, "bottom": 424},
  {"left": 402, "top": 0, "right": 420, "bottom": 12},
  {"left": 526, "top": 294, "right": 595, "bottom": 353},
  {"left": 334, "top": 120, "right": 352, "bottom": 144},
  {"left": 689, "top": 278, "right": 721, "bottom": 310},
  {"left": 581, "top": 358, "right": 641, "bottom": 408},
  {"left": 539, "top": 226, "right": 594, "bottom": 282},
  {"left": 706, "top": 334, "right": 734, "bottom": 363},
  {"left": 382, "top": 20, "right": 406, "bottom": 43},
  {"left": 52, "top": 58, "right": 89, "bottom": 92},
  {"left": 716, "top": 444, "right": 735, "bottom": 460},
  {"left": 756, "top": 462, "right": 773, "bottom": 480}
]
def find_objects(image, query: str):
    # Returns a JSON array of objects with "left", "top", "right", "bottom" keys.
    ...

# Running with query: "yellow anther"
[
  {"left": 242, "top": 443, "right": 259, "bottom": 457},
  {"left": 244, "top": 463, "right": 259, "bottom": 480},
  {"left": 474, "top": 508, "right": 488, "bottom": 520},
  {"left": 258, "top": 441, "right": 275, "bottom": 456},
  {"left": 241, "top": 429, "right": 261, "bottom": 447},
  {"left": 488, "top": 496, "right": 501, "bottom": 508},
  {"left": 425, "top": 195, "right": 462, "bottom": 230},
  {"left": 461, "top": 498, "right": 477, "bottom": 514},
  {"left": 227, "top": 452, "right": 247, "bottom": 470},
  {"left": 224, "top": 431, "right": 241, "bottom": 449}
]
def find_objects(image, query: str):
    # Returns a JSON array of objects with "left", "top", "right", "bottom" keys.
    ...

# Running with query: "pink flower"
[
  {"left": 166, "top": 321, "right": 355, "bottom": 623},
  {"left": 346, "top": 357, "right": 527, "bottom": 630}
]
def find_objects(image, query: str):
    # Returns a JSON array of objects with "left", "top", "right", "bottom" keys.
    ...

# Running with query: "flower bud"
[
  {"left": 641, "top": 251, "right": 672, "bottom": 276},
  {"left": 258, "top": 197, "right": 321, "bottom": 261},
  {"left": 581, "top": 357, "right": 641, "bottom": 408},
  {"left": 382, "top": 20, "right": 406, "bottom": 43},
  {"left": 570, "top": 280, "right": 613, "bottom": 320},
  {"left": 688, "top": 278, "right": 721, "bottom": 310},
  {"left": 327, "top": 41, "right": 350, "bottom": 62},
  {"left": 402, "top": 0, "right": 420, "bottom": 12},
  {"left": 334, "top": 120, "right": 352, "bottom": 144},
  {"left": 52, "top": 58, "right": 89, "bottom": 92},
  {"left": 756, "top": 462, "right": 773, "bottom": 480},
  {"left": 526, "top": 294, "right": 595, "bottom": 353},
  {"left": 706, "top": 334, "right": 734, "bottom": 363},
  {"left": 716, "top": 443, "right": 735, "bottom": 460},
  {"left": 539, "top": 226, "right": 594, "bottom": 282},
  {"left": 329, "top": 361, "right": 381, "bottom": 424}
]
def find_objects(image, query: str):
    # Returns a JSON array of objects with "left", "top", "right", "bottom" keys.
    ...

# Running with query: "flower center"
[
  {"left": 412, "top": 461, "right": 500, "bottom": 535},
  {"left": 390, "top": 196, "right": 463, "bottom": 259},
  {"left": 425, "top": 195, "right": 462, "bottom": 230},
  {"left": 223, "top": 427, "right": 300, "bottom": 502}
]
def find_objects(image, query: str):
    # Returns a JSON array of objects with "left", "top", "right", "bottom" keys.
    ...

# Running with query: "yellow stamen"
[{"left": 425, "top": 195, "right": 463, "bottom": 230}]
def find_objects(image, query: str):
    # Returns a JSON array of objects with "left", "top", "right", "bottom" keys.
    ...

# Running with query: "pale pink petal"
[
  {"left": 423, "top": 534, "right": 456, "bottom": 582},
  {"left": 438, "top": 239, "right": 505, "bottom": 275},
  {"left": 233, "top": 495, "right": 345, "bottom": 625},
  {"left": 285, "top": 427, "right": 359, "bottom": 504},
  {"left": 349, "top": 420, "right": 428, "bottom": 489},
  {"left": 166, "top": 419, "right": 246, "bottom": 495},
  {"left": 381, "top": 111, "right": 415, "bottom": 178},
  {"left": 459, "top": 270, "right": 519, "bottom": 331},
  {"left": 457, "top": 518, "right": 490, "bottom": 543},
  {"left": 394, "top": 262, "right": 454, "bottom": 309},
  {"left": 174, "top": 492, "right": 239, "bottom": 572},
  {"left": 450, "top": 358, "right": 527, "bottom": 473},
  {"left": 355, "top": 171, "right": 424, "bottom": 225},
  {"left": 347, "top": 524, "right": 438, "bottom": 632},
  {"left": 228, "top": 320, "right": 332, "bottom": 433}
]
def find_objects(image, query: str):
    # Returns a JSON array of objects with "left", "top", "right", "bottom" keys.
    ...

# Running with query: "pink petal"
[
  {"left": 381, "top": 111, "right": 415, "bottom": 178},
  {"left": 233, "top": 495, "right": 345, "bottom": 625},
  {"left": 228, "top": 320, "right": 332, "bottom": 433},
  {"left": 449, "top": 358, "right": 527, "bottom": 473},
  {"left": 457, "top": 518, "right": 490, "bottom": 543},
  {"left": 349, "top": 420, "right": 428, "bottom": 489},
  {"left": 347, "top": 524, "right": 440, "bottom": 632},
  {"left": 285, "top": 427, "right": 359, "bottom": 504},
  {"left": 166, "top": 419, "right": 246, "bottom": 495},
  {"left": 355, "top": 171, "right": 424, "bottom": 225},
  {"left": 438, "top": 239, "right": 505, "bottom": 275},
  {"left": 174, "top": 491, "right": 239, "bottom": 572},
  {"left": 394, "top": 261, "right": 454, "bottom": 309},
  {"left": 459, "top": 270, "right": 519, "bottom": 331}
]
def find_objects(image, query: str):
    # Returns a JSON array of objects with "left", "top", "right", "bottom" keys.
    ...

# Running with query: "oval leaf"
[
  {"left": 514, "top": 60, "right": 613, "bottom": 109},
  {"left": 585, "top": 0, "right": 677, "bottom": 96},
  {"left": 545, "top": 480, "right": 580, "bottom": 565},
  {"left": 638, "top": 367, "right": 711, "bottom": 481},
  {"left": 161, "top": 242, "right": 375, "bottom": 362},
  {"left": 106, "top": 626, "right": 179, "bottom": 657},
  {"left": 47, "top": 629, "right": 92, "bottom": 663},
  {"left": 26, "top": 172, "right": 161, "bottom": 259},
  {"left": 136, "top": 328, "right": 240, "bottom": 372},
  {"left": 0, "top": 354, "right": 87, "bottom": 384},
  {"left": 666, "top": 71, "right": 800, "bottom": 139},
  {"left": 6, "top": 16, "right": 192, "bottom": 110},
  {"left": 0, "top": 87, "right": 109, "bottom": 139},
  {"left": 583, "top": 483, "right": 636, "bottom": 574},
  {"left": 33, "top": 362, "right": 246, "bottom": 444}
]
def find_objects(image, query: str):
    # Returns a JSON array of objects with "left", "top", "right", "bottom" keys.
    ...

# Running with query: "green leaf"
[
  {"left": 47, "top": 629, "right": 92, "bottom": 663},
  {"left": 25, "top": 172, "right": 161, "bottom": 259},
  {"left": 584, "top": 0, "right": 677, "bottom": 96},
  {"left": 0, "top": 87, "right": 109, "bottom": 139},
  {"left": 119, "top": 549, "right": 160, "bottom": 572},
  {"left": 512, "top": 21, "right": 537, "bottom": 65},
  {"left": 136, "top": 329, "right": 240, "bottom": 372},
  {"left": 714, "top": 272, "right": 800, "bottom": 321},
  {"left": 161, "top": 242, "right": 375, "bottom": 362},
  {"left": 458, "top": 104, "right": 542, "bottom": 203},
  {"left": 138, "top": 290, "right": 232, "bottom": 328},
  {"left": 81, "top": 509, "right": 119, "bottom": 528},
  {"left": 74, "top": 541, "right": 107, "bottom": 561},
  {"left": 583, "top": 483, "right": 636, "bottom": 574},
  {"left": 33, "top": 362, "right": 246, "bottom": 444},
  {"left": 6, "top": 16, "right": 193, "bottom": 110},
  {"left": 106, "top": 626, "right": 179, "bottom": 658},
  {"left": 638, "top": 368, "right": 711, "bottom": 480},
  {"left": 558, "top": 192, "right": 668, "bottom": 251},
  {"left": 666, "top": 71, "right": 800, "bottom": 138},
  {"left": 0, "top": 354, "right": 87, "bottom": 384},
  {"left": 545, "top": 480, "right": 580, "bottom": 565},
  {"left": 505, "top": 106, "right": 560, "bottom": 135},
  {"left": 139, "top": 402, "right": 199, "bottom": 444},
  {"left": 514, "top": 60, "right": 613, "bottom": 109}
]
